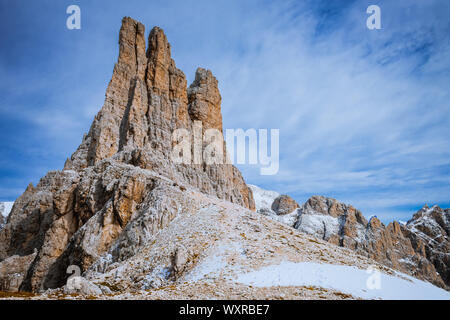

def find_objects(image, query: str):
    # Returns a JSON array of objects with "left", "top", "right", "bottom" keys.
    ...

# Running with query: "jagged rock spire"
[
  {"left": 188, "top": 68, "right": 223, "bottom": 132},
  {"left": 64, "top": 18, "right": 228, "bottom": 169},
  {"left": 65, "top": 17, "right": 148, "bottom": 169},
  {"left": 63, "top": 17, "right": 253, "bottom": 210},
  {"left": 0, "top": 17, "right": 254, "bottom": 293}
]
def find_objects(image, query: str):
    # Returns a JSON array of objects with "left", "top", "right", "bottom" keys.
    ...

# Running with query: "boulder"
[{"left": 271, "top": 195, "right": 299, "bottom": 215}]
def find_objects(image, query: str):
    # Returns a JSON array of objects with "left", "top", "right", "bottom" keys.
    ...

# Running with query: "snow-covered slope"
[
  {"left": 248, "top": 184, "right": 279, "bottom": 211},
  {"left": 235, "top": 261, "right": 450, "bottom": 300},
  {"left": 3, "top": 184, "right": 447, "bottom": 300}
]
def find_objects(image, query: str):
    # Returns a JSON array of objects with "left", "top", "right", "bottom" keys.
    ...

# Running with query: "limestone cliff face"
[
  {"left": 0, "top": 17, "right": 254, "bottom": 292},
  {"left": 403, "top": 205, "right": 449, "bottom": 287}
]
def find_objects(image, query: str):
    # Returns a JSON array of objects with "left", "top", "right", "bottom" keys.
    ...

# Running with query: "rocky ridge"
[{"left": 249, "top": 185, "right": 449, "bottom": 290}]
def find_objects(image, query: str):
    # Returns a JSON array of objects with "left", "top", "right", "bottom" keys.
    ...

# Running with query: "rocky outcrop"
[
  {"left": 171, "top": 246, "right": 189, "bottom": 278},
  {"left": 403, "top": 205, "right": 449, "bottom": 287},
  {"left": 0, "top": 250, "right": 37, "bottom": 292},
  {"left": 248, "top": 185, "right": 299, "bottom": 227},
  {"left": 295, "top": 196, "right": 368, "bottom": 248},
  {"left": 0, "top": 17, "right": 254, "bottom": 293}
]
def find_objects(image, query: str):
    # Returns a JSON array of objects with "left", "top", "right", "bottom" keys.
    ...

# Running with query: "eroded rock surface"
[{"left": 404, "top": 205, "right": 449, "bottom": 287}]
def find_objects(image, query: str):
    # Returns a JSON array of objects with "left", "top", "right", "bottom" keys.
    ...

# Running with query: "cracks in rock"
[
  {"left": 119, "top": 77, "right": 138, "bottom": 152},
  {"left": 338, "top": 212, "right": 347, "bottom": 247},
  {"left": 322, "top": 221, "right": 327, "bottom": 241}
]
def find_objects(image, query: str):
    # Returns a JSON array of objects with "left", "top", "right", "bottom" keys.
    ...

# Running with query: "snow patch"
[
  {"left": 0, "top": 201, "right": 14, "bottom": 218},
  {"left": 248, "top": 184, "right": 279, "bottom": 211},
  {"left": 185, "top": 254, "right": 227, "bottom": 282},
  {"left": 184, "top": 242, "right": 245, "bottom": 282},
  {"left": 235, "top": 261, "right": 450, "bottom": 300}
]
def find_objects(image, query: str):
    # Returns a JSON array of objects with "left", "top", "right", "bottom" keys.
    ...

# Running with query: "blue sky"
[{"left": 0, "top": 0, "right": 449, "bottom": 223}]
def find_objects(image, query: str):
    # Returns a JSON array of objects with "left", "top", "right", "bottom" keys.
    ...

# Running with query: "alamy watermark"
[
  {"left": 171, "top": 121, "right": 279, "bottom": 175},
  {"left": 366, "top": 265, "right": 382, "bottom": 290},
  {"left": 66, "top": 264, "right": 82, "bottom": 290},
  {"left": 366, "top": 5, "right": 381, "bottom": 30},
  {"left": 66, "top": 5, "right": 81, "bottom": 30},
  {"left": 66, "top": 5, "right": 381, "bottom": 31}
]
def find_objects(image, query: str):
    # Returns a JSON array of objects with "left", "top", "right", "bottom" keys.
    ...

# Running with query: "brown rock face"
[
  {"left": 0, "top": 17, "right": 254, "bottom": 292},
  {"left": 295, "top": 196, "right": 449, "bottom": 289},
  {"left": 403, "top": 205, "right": 449, "bottom": 287},
  {"left": 271, "top": 195, "right": 299, "bottom": 215},
  {"left": 0, "top": 251, "right": 37, "bottom": 292}
]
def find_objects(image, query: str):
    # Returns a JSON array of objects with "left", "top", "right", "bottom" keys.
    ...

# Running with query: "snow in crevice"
[
  {"left": 406, "top": 206, "right": 449, "bottom": 247},
  {"left": 0, "top": 201, "right": 14, "bottom": 218},
  {"left": 0, "top": 202, "right": 14, "bottom": 229}
]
